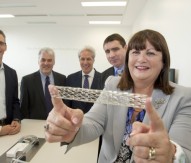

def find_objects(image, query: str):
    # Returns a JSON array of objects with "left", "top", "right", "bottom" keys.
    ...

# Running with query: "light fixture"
[
  {"left": 81, "top": 1, "right": 127, "bottom": 7},
  {"left": 0, "top": 4, "right": 36, "bottom": 8},
  {"left": 89, "top": 21, "right": 121, "bottom": 25},
  {"left": 0, "top": 14, "right": 15, "bottom": 18}
]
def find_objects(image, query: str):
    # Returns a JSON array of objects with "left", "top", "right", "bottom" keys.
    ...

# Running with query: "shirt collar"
[
  {"left": 0, "top": 63, "right": 4, "bottom": 70},
  {"left": 114, "top": 65, "right": 124, "bottom": 76},
  {"left": 114, "top": 65, "right": 124, "bottom": 72},
  {"left": 82, "top": 68, "right": 95, "bottom": 78},
  {"left": 39, "top": 71, "right": 53, "bottom": 80}
]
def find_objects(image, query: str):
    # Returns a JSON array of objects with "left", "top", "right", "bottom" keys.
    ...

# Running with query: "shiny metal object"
[
  {"left": 53, "top": 86, "right": 147, "bottom": 109},
  {"left": 44, "top": 124, "right": 49, "bottom": 132},
  {"left": 148, "top": 147, "right": 156, "bottom": 160},
  {"left": 11, "top": 135, "right": 39, "bottom": 163}
]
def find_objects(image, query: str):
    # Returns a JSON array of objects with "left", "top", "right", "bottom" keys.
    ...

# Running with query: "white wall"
[
  {"left": 1, "top": 0, "right": 191, "bottom": 87},
  {"left": 1, "top": 26, "right": 131, "bottom": 82},
  {"left": 132, "top": 0, "right": 191, "bottom": 87}
]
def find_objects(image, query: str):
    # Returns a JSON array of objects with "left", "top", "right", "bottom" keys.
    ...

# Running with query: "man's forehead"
[
  {"left": 104, "top": 41, "right": 121, "bottom": 49},
  {"left": 80, "top": 56, "right": 93, "bottom": 60}
]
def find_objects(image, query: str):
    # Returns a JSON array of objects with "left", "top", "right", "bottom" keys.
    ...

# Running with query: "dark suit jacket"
[
  {"left": 20, "top": 71, "right": 66, "bottom": 120},
  {"left": 101, "top": 67, "right": 115, "bottom": 89},
  {"left": 65, "top": 69, "right": 101, "bottom": 113},
  {"left": 3, "top": 63, "right": 20, "bottom": 124}
]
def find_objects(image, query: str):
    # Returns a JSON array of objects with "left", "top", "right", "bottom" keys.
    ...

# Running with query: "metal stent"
[{"left": 53, "top": 86, "right": 147, "bottom": 109}]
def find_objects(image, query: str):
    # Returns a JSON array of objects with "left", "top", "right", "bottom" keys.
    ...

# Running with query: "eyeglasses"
[{"left": 0, "top": 41, "right": 6, "bottom": 47}]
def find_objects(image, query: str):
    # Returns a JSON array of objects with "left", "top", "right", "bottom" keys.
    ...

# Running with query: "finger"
[
  {"left": 8, "top": 127, "right": 18, "bottom": 135},
  {"left": 49, "top": 85, "right": 66, "bottom": 115},
  {"left": 45, "top": 132, "right": 72, "bottom": 143},
  {"left": 47, "top": 110, "right": 79, "bottom": 132},
  {"left": 133, "top": 155, "right": 149, "bottom": 163},
  {"left": 133, "top": 143, "right": 168, "bottom": 163},
  {"left": 67, "top": 108, "right": 84, "bottom": 126},
  {"left": 130, "top": 121, "right": 150, "bottom": 137},
  {"left": 45, "top": 121, "right": 79, "bottom": 143},
  {"left": 46, "top": 122, "right": 71, "bottom": 136},
  {"left": 129, "top": 132, "right": 159, "bottom": 148},
  {"left": 146, "top": 97, "right": 164, "bottom": 132},
  {"left": 133, "top": 146, "right": 150, "bottom": 159}
]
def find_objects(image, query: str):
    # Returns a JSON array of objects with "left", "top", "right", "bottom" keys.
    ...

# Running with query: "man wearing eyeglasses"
[{"left": 0, "top": 29, "right": 21, "bottom": 136}]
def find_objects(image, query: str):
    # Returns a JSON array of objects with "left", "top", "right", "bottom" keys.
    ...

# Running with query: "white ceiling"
[{"left": 0, "top": 0, "right": 147, "bottom": 26}]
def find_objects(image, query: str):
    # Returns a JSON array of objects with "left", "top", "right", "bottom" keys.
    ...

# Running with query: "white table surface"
[{"left": 0, "top": 119, "right": 98, "bottom": 163}]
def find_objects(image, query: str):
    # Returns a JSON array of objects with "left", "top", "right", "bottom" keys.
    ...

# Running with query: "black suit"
[
  {"left": 101, "top": 67, "right": 115, "bottom": 89},
  {"left": 20, "top": 71, "right": 66, "bottom": 120},
  {"left": 65, "top": 69, "right": 101, "bottom": 113},
  {"left": 3, "top": 64, "right": 20, "bottom": 124}
]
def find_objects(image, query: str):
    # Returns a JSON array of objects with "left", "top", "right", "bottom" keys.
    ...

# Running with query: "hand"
[
  {"left": 9, "top": 121, "right": 21, "bottom": 135},
  {"left": 45, "top": 85, "right": 84, "bottom": 143},
  {"left": 127, "top": 98, "right": 176, "bottom": 163},
  {"left": 0, "top": 125, "right": 14, "bottom": 136}
]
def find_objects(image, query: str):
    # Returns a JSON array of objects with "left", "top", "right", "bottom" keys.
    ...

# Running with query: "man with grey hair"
[
  {"left": 65, "top": 46, "right": 101, "bottom": 113},
  {"left": 20, "top": 47, "right": 66, "bottom": 119}
]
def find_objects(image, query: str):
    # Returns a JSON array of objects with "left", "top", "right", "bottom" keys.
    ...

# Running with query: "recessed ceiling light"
[
  {"left": 27, "top": 22, "right": 56, "bottom": 24},
  {"left": 89, "top": 21, "right": 121, "bottom": 24},
  {"left": 0, "top": 14, "right": 15, "bottom": 18},
  {"left": 81, "top": 1, "right": 127, "bottom": 7},
  {"left": 0, "top": 4, "right": 36, "bottom": 8}
]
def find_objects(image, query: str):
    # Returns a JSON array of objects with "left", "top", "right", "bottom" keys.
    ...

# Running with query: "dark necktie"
[
  {"left": 45, "top": 76, "right": 53, "bottom": 114},
  {"left": 83, "top": 75, "right": 89, "bottom": 88}
]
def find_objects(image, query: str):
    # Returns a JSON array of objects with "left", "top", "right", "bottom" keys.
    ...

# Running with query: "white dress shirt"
[
  {"left": 82, "top": 69, "right": 95, "bottom": 88},
  {"left": 0, "top": 63, "right": 6, "bottom": 119}
]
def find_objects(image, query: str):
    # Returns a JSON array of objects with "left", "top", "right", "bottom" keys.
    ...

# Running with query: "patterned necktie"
[
  {"left": 114, "top": 107, "right": 146, "bottom": 162},
  {"left": 115, "top": 68, "right": 123, "bottom": 76},
  {"left": 83, "top": 75, "right": 89, "bottom": 88},
  {"left": 45, "top": 76, "right": 53, "bottom": 114}
]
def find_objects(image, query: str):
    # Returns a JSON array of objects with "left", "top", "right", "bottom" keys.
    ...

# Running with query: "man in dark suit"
[
  {"left": 101, "top": 33, "right": 127, "bottom": 89},
  {"left": 65, "top": 46, "right": 101, "bottom": 114},
  {"left": 0, "top": 30, "right": 21, "bottom": 136},
  {"left": 20, "top": 47, "right": 66, "bottom": 120},
  {"left": 98, "top": 33, "right": 127, "bottom": 160}
]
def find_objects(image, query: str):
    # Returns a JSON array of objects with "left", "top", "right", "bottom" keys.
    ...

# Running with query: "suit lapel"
[
  {"left": 143, "top": 89, "right": 170, "bottom": 124},
  {"left": 91, "top": 71, "right": 97, "bottom": 89},
  {"left": 112, "top": 88, "right": 132, "bottom": 153},
  {"left": 4, "top": 64, "right": 11, "bottom": 108},
  {"left": 52, "top": 71, "right": 57, "bottom": 85},
  {"left": 110, "top": 67, "right": 115, "bottom": 76},
  {"left": 78, "top": 71, "right": 83, "bottom": 87},
  {"left": 112, "top": 88, "right": 170, "bottom": 152},
  {"left": 4, "top": 64, "right": 9, "bottom": 93},
  {"left": 34, "top": 72, "right": 45, "bottom": 104},
  {"left": 91, "top": 70, "right": 101, "bottom": 89},
  {"left": 113, "top": 106, "right": 128, "bottom": 153},
  {"left": 52, "top": 71, "right": 60, "bottom": 85}
]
